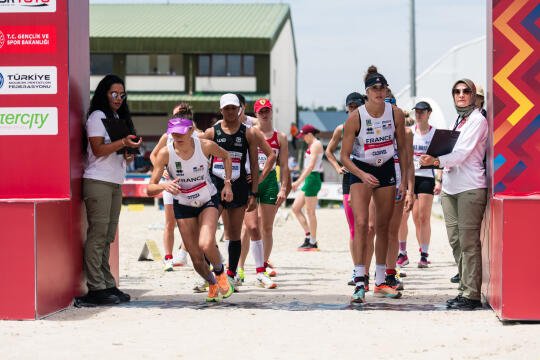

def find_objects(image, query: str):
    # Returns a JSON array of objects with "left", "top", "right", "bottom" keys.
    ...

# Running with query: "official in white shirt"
[{"left": 420, "top": 78, "right": 487, "bottom": 310}]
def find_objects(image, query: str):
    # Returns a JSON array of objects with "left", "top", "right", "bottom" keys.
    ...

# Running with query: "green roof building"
[{"left": 90, "top": 3, "right": 297, "bottom": 137}]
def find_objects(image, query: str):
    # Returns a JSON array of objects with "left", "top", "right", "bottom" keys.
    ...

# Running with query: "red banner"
[{"left": 0, "top": 25, "right": 56, "bottom": 53}]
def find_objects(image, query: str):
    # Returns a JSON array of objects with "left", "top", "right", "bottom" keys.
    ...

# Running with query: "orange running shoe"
[
  {"left": 206, "top": 283, "right": 221, "bottom": 302},
  {"left": 374, "top": 283, "right": 402, "bottom": 299},
  {"left": 216, "top": 273, "right": 234, "bottom": 299}
]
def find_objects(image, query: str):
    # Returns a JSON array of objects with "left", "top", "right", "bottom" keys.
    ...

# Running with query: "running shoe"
[
  {"left": 206, "top": 283, "right": 221, "bottom": 303},
  {"left": 233, "top": 274, "right": 243, "bottom": 287},
  {"left": 374, "top": 283, "right": 402, "bottom": 299},
  {"left": 297, "top": 238, "right": 311, "bottom": 250},
  {"left": 163, "top": 258, "right": 174, "bottom": 272},
  {"left": 397, "top": 268, "right": 407, "bottom": 278},
  {"left": 256, "top": 272, "right": 277, "bottom": 289},
  {"left": 266, "top": 261, "right": 277, "bottom": 277},
  {"left": 350, "top": 285, "right": 366, "bottom": 304},
  {"left": 216, "top": 273, "right": 234, "bottom": 298},
  {"left": 298, "top": 242, "right": 319, "bottom": 252},
  {"left": 193, "top": 280, "right": 209, "bottom": 293},
  {"left": 418, "top": 252, "right": 429, "bottom": 268},
  {"left": 396, "top": 253, "right": 409, "bottom": 267},
  {"left": 385, "top": 274, "right": 404, "bottom": 291},
  {"left": 237, "top": 268, "right": 246, "bottom": 283},
  {"left": 364, "top": 274, "right": 370, "bottom": 292},
  {"left": 172, "top": 250, "right": 188, "bottom": 267}
]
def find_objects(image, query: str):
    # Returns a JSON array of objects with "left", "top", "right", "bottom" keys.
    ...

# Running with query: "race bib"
[
  {"left": 212, "top": 151, "right": 242, "bottom": 180},
  {"left": 177, "top": 181, "right": 212, "bottom": 208}
]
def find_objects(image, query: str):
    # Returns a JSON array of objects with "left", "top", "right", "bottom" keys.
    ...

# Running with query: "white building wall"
[
  {"left": 90, "top": 75, "right": 185, "bottom": 92},
  {"left": 396, "top": 37, "right": 486, "bottom": 129},
  {"left": 195, "top": 76, "right": 256, "bottom": 92},
  {"left": 270, "top": 19, "right": 297, "bottom": 134}
]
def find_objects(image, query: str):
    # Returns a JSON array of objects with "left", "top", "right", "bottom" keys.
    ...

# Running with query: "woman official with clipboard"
[{"left": 419, "top": 78, "right": 488, "bottom": 310}]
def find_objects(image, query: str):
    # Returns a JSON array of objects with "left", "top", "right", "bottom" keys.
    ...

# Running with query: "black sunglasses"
[{"left": 452, "top": 88, "right": 472, "bottom": 95}]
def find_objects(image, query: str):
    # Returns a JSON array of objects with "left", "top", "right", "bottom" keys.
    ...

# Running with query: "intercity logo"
[
  {"left": 0, "top": 66, "right": 57, "bottom": 94},
  {"left": 0, "top": 0, "right": 56, "bottom": 13},
  {"left": 0, "top": 107, "right": 58, "bottom": 135}
]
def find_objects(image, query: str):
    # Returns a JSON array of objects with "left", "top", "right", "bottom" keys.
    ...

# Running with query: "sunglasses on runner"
[
  {"left": 111, "top": 91, "right": 127, "bottom": 100},
  {"left": 452, "top": 88, "right": 472, "bottom": 96}
]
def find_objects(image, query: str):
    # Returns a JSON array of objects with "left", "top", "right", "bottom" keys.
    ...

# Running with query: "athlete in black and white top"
[
  {"left": 341, "top": 66, "right": 408, "bottom": 303},
  {"left": 148, "top": 116, "right": 234, "bottom": 303},
  {"left": 200, "top": 93, "right": 276, "bottom": 284}
]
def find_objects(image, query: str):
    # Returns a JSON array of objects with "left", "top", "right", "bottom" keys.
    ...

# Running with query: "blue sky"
[{"left": 90, "top": 0, "right": 487, "bottom": 108}]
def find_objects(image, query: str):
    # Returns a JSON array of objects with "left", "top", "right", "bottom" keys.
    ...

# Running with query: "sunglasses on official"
[
  {"left": 452, "top": 88, "right": 472, "bottom": 95},
  {"left": 111, "top": 91, "right": 127, "bottom": 100}
]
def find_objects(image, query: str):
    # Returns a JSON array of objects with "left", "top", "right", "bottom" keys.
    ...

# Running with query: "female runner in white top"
[{"left": 148, "top": 117, "right": 235, "bottom": 302}]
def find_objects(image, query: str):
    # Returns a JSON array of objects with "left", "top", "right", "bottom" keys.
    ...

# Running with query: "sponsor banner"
[
  {"left": 0, "top": 66, "right": 57, "bottom": 94},
  {"left": 0, "top": 25, "right": 56, "bottom": 53},
  {"left": 0, "top": 0, "right": 56, "bottom": 13},
  {"left": 0, "top": 107, "right": 58, "bottom": 135}
]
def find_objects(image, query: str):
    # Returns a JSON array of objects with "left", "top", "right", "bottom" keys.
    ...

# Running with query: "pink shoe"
[{"left": 396, "top": 253, "right": 409, "bottom": 267}]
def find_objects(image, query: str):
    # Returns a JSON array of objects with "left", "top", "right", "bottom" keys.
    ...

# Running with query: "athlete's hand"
[
  {"left": 246, "top": 195, "right": 257, "bottom": 212},
  {"left": 123, "top": 135, "right": 142, "bottom": 148},
  {"left": 276, "top": 188, "right": 287, "bottom": 207},
  {"left": 163, "top": 178, "right": 181, "bottom": 195},
  {"left": 404, "top": 192, "right": 414, "bottom": 211},
  {"left": 162, "top": 168, "right": 170, "bottom": 180},
  {"left": 360, "top": 172, "right": 379, "bottom": 188},
  {"left": 221, "top": 183, "right": 233, "bottom": 202},
  {"left": 434, "top": 182, "right": 442, "bottom": 195},
  {"left": 291, "top": 181, "right": 300, "bottom": 191}
]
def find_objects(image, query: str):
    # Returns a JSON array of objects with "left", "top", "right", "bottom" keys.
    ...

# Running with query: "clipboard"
[
  {"left": 101, "top": 117, "right": 140, "bottom": 155},
  {"left": 420, "top": 129, "right": 460, "bottom": 169}
]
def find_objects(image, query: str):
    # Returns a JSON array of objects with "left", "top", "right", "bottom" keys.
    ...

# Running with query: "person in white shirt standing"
[
  {"left": 420, "top": 78, "right": 488, "bottom": 310},
  {"left": 82, "top": 74, "right": 142, "bottom": 305}
]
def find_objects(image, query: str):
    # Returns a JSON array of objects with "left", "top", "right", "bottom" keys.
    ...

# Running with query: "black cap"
[
  {"left": 412, "top": 101, "right": 432, "bottom": 111},
  {"left": 365, "top": 73, "right": 389, "bottom": 89},
  {"left": 345, "top": 92, "right": 365, "bottom": 107}
]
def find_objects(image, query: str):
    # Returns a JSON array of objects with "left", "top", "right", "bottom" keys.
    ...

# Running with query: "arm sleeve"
[
  {"left": 438, "top": 116, "right": 487, "bottom": 168},
  {"left": 86, "top": 111, "right": 107, "bottom": 138}
]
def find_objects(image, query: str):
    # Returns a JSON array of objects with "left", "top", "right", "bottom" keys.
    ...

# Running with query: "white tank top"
[
  {"left": 351, "top": 102, "right": 395, "bottom": 166},
  {"left": 258, "top": 130, "right": 280, "bottom": 171},
  {"left": 243, "top": 116, "right": 256, "bottom": 174},
  {"left": 166, "top": 137, "right": 217, "bottom": 207},
  {"left": 304, "top": 142, "right": 323, "bottom": 173},
  {"left": 412, "top": 125, "right": 436, "bottom": 178}
]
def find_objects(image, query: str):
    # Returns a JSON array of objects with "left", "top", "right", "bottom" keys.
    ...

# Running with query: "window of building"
[
  {"left": 126, "top": 54, "right": 183, "bottom": 75},
  {"left": 90, "top": 54, "right": 113, "bottom": 75},
  {"left": 197, "top": 54, "right": 256, "bottom": 76},
  {"left": 243, "top": 55, "right": 255, "bottom": 76}
]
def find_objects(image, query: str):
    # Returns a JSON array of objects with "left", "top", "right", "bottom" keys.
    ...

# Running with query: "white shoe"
[
  {"left": 163, "top": 258, "right": 174, "bottom": 272},
  {"left": 193, "top": 280, "right": 209, "bottom": 293},
  {"left": 172, "top": 250, "right": 188, "bottom": 267},
  {"left": 256, "top": 272, "right": 277, "bottom": 289}
]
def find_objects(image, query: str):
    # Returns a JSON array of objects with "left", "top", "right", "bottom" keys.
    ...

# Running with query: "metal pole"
[{"left": 410, "top": 0, "right": 417, "bottom": 99}]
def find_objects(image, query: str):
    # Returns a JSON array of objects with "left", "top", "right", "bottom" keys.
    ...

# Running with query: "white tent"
[{"left": 396, "top": 36, "right": 487, "bottom": 129}]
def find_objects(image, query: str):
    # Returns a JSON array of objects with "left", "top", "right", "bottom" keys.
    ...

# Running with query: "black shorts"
[
  {"left": 349, "top": 158, "right": 396, "bottom": 188},
  {"left": 211, "top": 175, "right": 249, "bottom": 209},
  {"left": 414, "top": 176, "right": 435, "bottom": 195},
  {"left": 342, "top": 172, "right": 351, "bottom": 195},
  {"left": 173, "top": 194, "right": 220, "bottom": 219}
]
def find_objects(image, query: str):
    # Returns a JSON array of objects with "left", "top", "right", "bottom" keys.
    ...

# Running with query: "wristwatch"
[
  {"left": 433, "top": 158, "right": 440, "bottom": 167},
  {"left": 249, "top": 191, "right": 259, "bottom": 198}
]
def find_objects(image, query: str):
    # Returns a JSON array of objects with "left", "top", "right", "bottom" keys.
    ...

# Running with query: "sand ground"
[{"left": 1, "top": 203, "right": 539, "bottom": 359}]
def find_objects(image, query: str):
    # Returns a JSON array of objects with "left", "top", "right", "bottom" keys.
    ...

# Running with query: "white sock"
[
  {"left": 353, "top": 265, "right": 365, "bottom": 281},
  {"left": 177, "top": 248, "right": 188, "bottom": 260},
  {"left": 421, "top": 244, "right": 429, "bottom": 254},
  {"left": 375, "top": 264, "right": 386, "bottom": 286},
  {"left": 250, "top": 239, "right": 265, "bottom": 269},
  {"left": 309, "top": 237, "right": 317, "bottom": 245}
]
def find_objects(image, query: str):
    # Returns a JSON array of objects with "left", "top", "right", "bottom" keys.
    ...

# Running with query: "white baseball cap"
[{"left": 220, "top": 93, "right": 240, "bottom": 109}]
